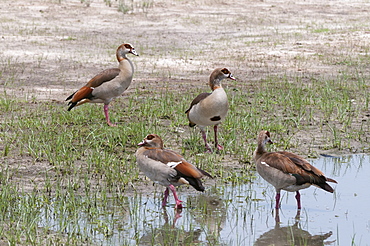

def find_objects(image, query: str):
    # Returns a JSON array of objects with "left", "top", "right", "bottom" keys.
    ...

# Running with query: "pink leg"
[
  {"left": 174, "top": 209, "right": 182, "bottom": 223},
  {"left": 274, "top": 208, "right": 280, "bottom": 223},
  {"left": 200, "top": 128, "right": 212, "bottom": 152},
  {"left": 295, "top": 209, "right": 301, "bottom": 220},
  {"left": 104, "top": 104, "right": 117, "bottom": 127},
  {"left": 162, "top": 188, "right": 169, "bottom": 207},
  {"left": 168, "top": 184, "right": 183, "bottom": 209},
  {"left": 214, "top": 125, "right": 223, "bottom": 150},
  {"left": 275, "top": 192, "right": 281, "bottom": 209},
  {"left": 295, "top": 191, "right": 301, "bottom": 210}
]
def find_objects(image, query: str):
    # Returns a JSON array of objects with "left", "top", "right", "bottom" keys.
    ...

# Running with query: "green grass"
[
  {"left": 0, "top": 65, "right": 369, "bottom": 244},
  {"left": 312, "top": 28, "right": 331, "bottom": 33},
  {"left": 2, "top": 71, "right": 369, "bottom": 175},
  {"left": 1, "top": 0, "right": 370, "bottom": 243}
]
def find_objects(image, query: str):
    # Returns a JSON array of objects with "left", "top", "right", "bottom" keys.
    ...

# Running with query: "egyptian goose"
[
  {"left": 185, "top": 68, "right": 235, "bottom": 152},
  {"left": 65, "top": 43, "right": 138, "bottom": 126},
  {"left": 253, "top": 130, "right": 337, "bottom": 209},
  {"left": 136, "top": 134, "right": 213, "bottom": 209}
]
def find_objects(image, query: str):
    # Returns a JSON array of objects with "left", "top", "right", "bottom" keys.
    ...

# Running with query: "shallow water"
[{"left": 39, "top": 154, "right": 369, "bottom": 245}]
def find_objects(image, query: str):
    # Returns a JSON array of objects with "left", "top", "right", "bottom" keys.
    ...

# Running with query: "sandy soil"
[
  {"left": 2, "top": 0, "right": 370, "bottom": 94},
  {"left": 1, "top": 0, "right": 370, "bottom": 193}
]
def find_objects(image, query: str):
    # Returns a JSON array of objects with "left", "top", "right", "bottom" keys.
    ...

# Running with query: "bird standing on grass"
[
  {"left": 66, "top": 43, "right": 138, "bottom": 126},
  {"left": 185, "top": 68, "right": 235, "bottom": 152},
  {"left": 253, "top": 130, "right": 337, "bottom": 209},
  {"left": 136, "top": 134, "right": 213, "bottom": 209}
]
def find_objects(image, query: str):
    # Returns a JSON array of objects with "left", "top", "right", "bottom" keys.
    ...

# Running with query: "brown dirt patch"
[{"left": 1, "top": 0, "right": 370, "bottom": 193}]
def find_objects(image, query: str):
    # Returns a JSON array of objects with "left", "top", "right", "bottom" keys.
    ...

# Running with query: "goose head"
[
  {"left": 138, "top": 134, "right": 164, "bottom": 149},
  {"left": 117, "top": 43, "right": 139, "bottom": 61},
  {"left": 209, "top": 68, "right": 235, "bottom": 90}
]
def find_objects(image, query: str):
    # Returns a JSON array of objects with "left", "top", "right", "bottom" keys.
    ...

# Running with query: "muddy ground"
[
  {"left": 1, "top": 0, "right": 370, "bottom": 193},
  {"left": 3, "top": 0, "right": 370, "bottom": 95}
]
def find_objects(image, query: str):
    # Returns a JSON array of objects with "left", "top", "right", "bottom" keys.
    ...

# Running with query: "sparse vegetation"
[{"left": 0, "top": 0, "right": 369, "bottom": 244}]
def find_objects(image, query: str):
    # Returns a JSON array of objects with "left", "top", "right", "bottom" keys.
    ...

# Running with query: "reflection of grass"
[
  {"left": 1, "top": 0, "right": 370, "bottom": 244},
  {"left": 7, "top": 70, "right": 370, "bottom": 242},
  {"left": 0, "top": 53, "right": 369, "bottom": 244}
]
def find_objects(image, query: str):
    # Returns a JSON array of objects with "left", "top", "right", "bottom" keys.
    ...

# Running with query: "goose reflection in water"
[
  {"left": 254, "top": 210, "right": 335, "bottom": 246},
  {"left": 139, "top": 208, "right": 202, "bottom": 245},
  {"left": 188, "top": 193, "right": 226, "bottom": 244}
]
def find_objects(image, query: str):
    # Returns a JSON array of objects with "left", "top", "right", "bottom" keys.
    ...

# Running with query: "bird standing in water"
[{"left": 136, "top": 134, "right": 213, "bottom": 209}]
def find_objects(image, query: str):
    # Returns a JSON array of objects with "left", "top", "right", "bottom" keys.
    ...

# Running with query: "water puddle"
[{"left": 39, "top": 154, "right": 369, "bottom": 245}]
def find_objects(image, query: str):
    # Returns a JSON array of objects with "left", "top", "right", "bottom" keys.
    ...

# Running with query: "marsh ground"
[
  {"left": 0, "top": 0, "right": 370, "bottom": 244},
  {"left": 2, "top": 0, "right": 370, "bottom": 175}
]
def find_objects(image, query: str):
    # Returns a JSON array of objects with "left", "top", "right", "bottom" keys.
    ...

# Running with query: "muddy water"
[{"left": 39, "top": 154, "right": 369, "bottom": 245}]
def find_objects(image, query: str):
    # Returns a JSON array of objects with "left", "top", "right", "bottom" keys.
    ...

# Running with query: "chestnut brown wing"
[
  {"left": 185, "top": 92, "right": 211, "bottom": 114},
  {"left": 144, "top": 149, "right": 203, "bottom": 178},
  {"left": 86, "top": 68, "right": 120, "bottom": 88},
  {"left": 66, "top": 68, "right": 120, "bottom": 109}
]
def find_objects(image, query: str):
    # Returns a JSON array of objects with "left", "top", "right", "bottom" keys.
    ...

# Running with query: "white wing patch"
[
  {"left": 261, "top": 161, "right": 270, "bottom": 167},
  {"left": 178, "top": 177, "right": 189, "bottom": 185},
  {"left": 167, "top": 161, "right": 182, "bottom": 168}
]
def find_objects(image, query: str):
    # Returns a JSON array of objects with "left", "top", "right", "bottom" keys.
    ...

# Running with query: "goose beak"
[
  {"left": 228, "top": 74, "right": 236, "bottom": 80},
  {"left": 264, "top": 138, "right": 273, "bottom": 145},
  {"left": 138, "top": 139, "right": 146, "bottom": 146},
  {"left": 130, "top": 49, "right": 139, "bottom": 56}
]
